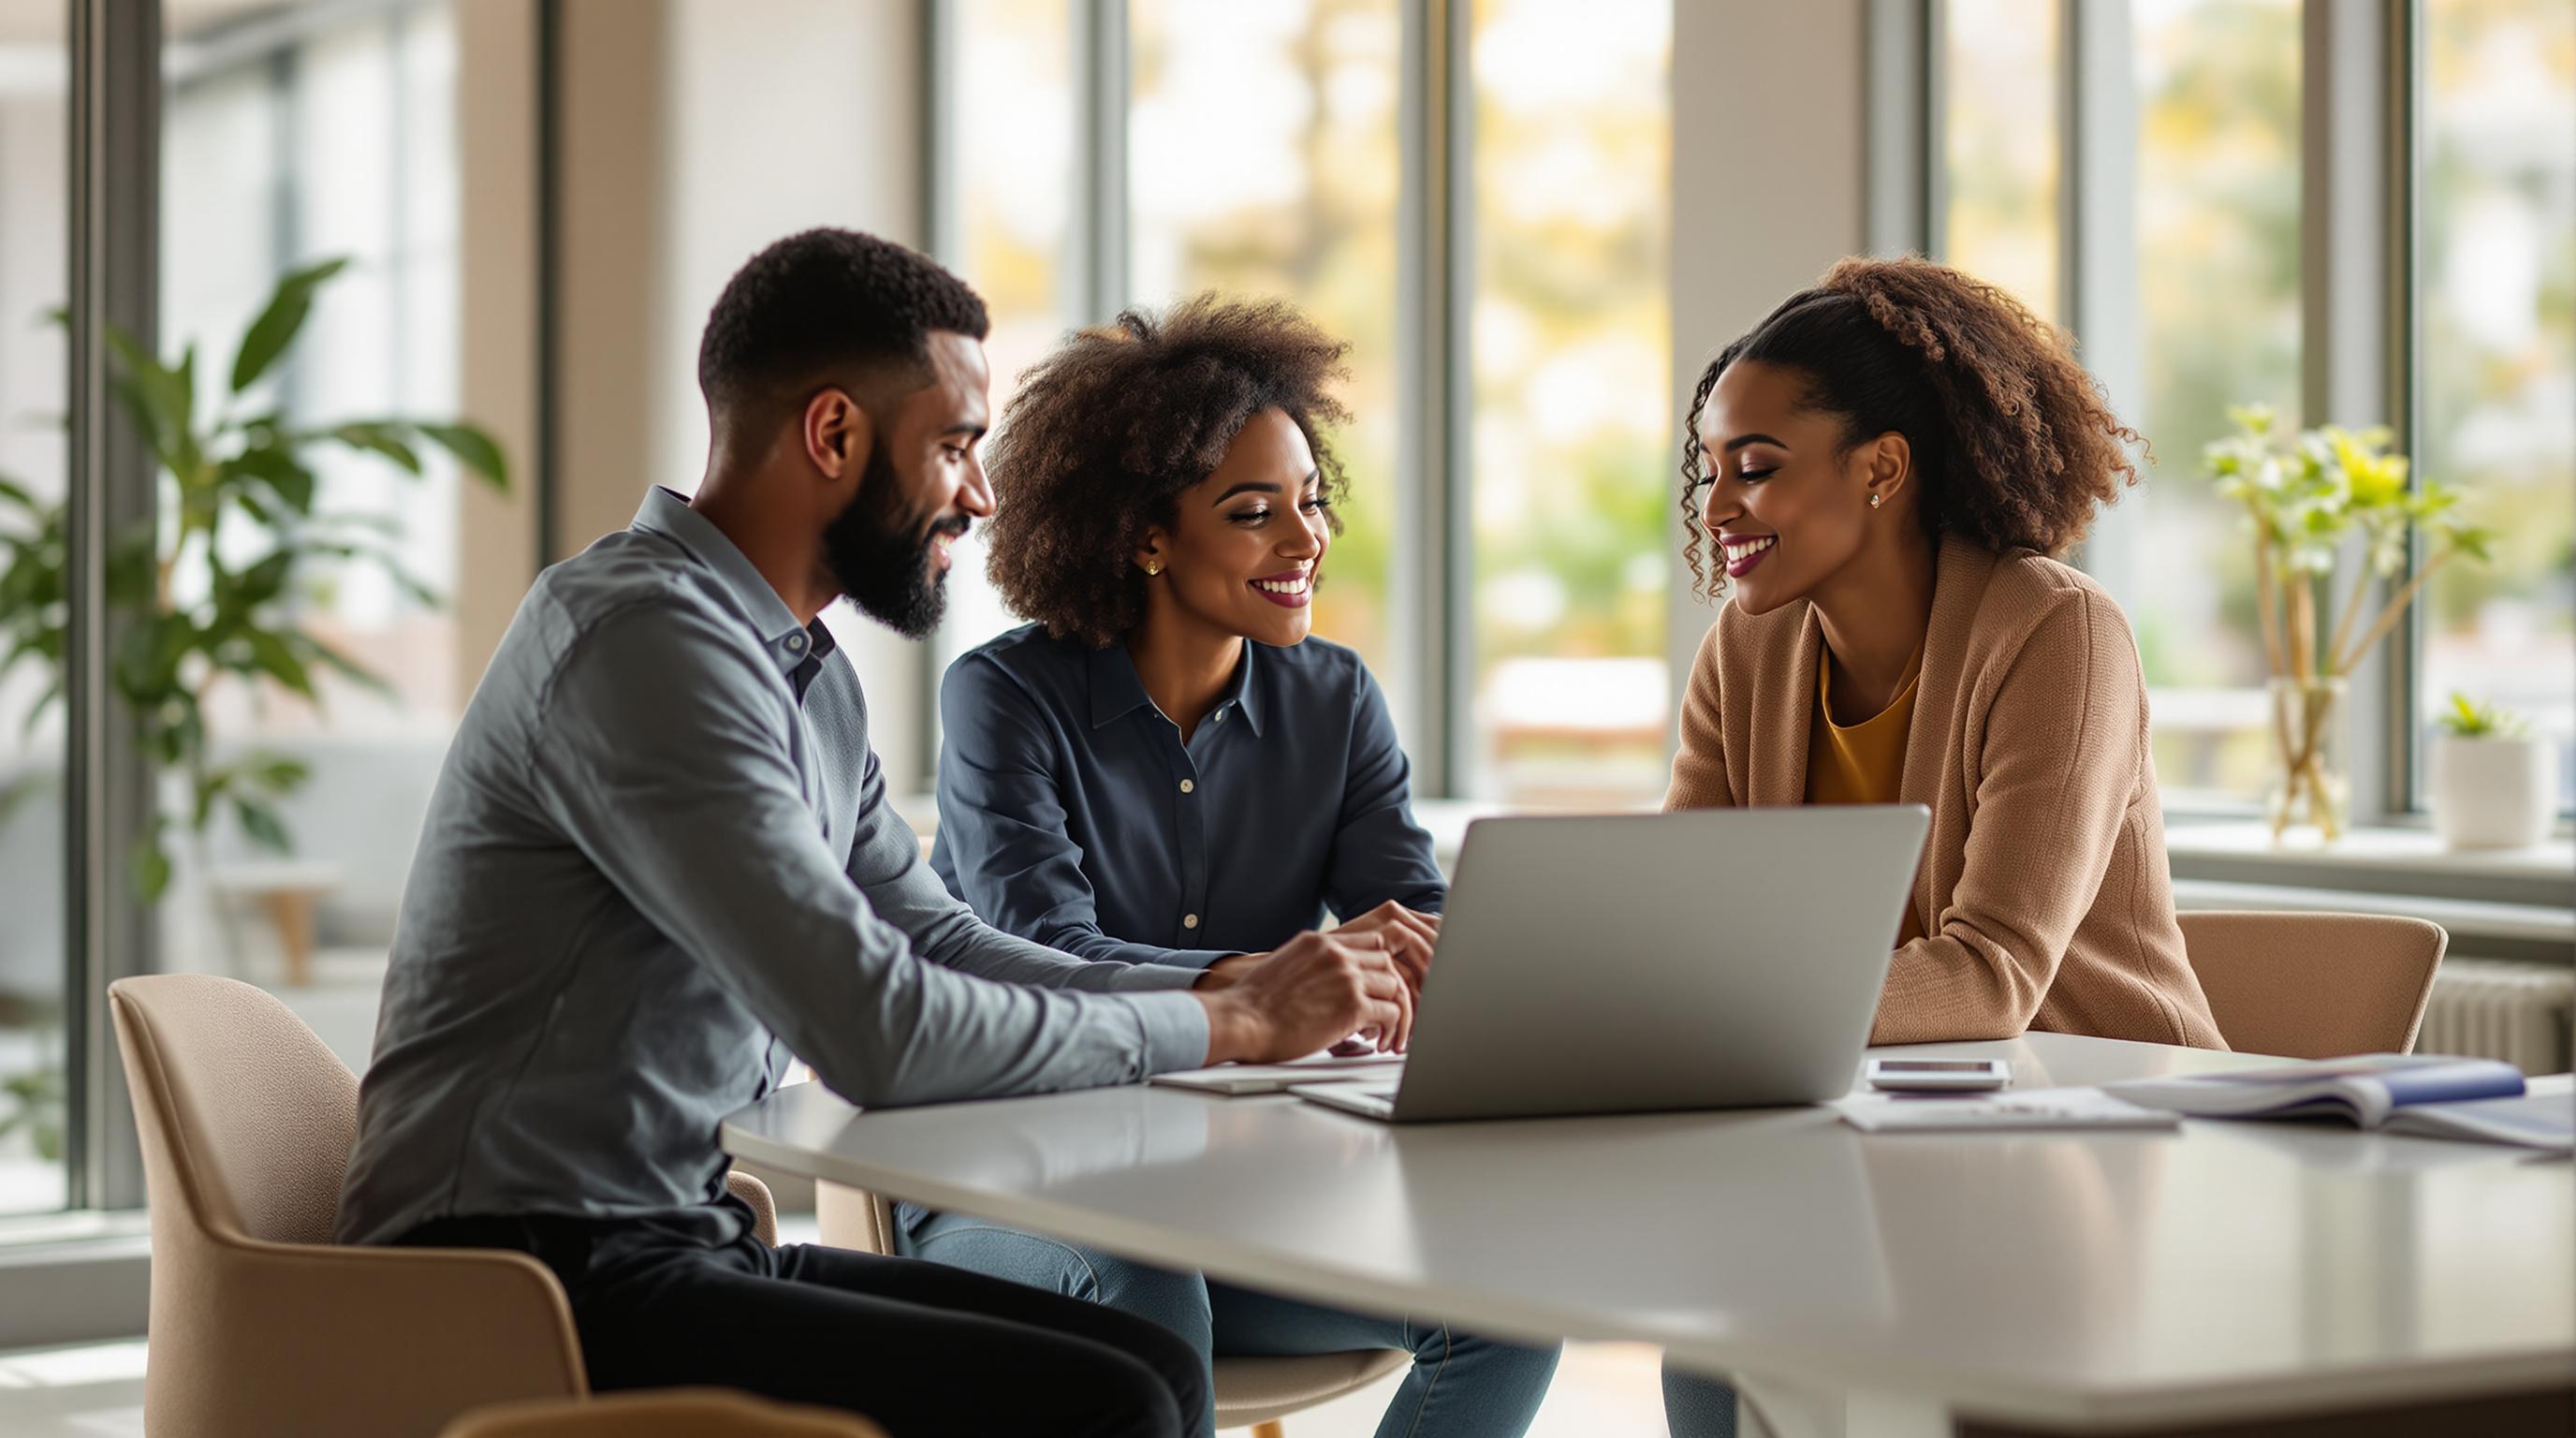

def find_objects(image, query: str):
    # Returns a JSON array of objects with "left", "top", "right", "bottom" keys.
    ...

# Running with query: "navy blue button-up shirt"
[{"left": 930, "top": 624, "right": 1445, "bottom": 968}]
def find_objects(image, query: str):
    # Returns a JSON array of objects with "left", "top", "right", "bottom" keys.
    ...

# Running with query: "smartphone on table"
[{"left": 1863, "top": 1058, "right": 2012, "bottom": 1093}]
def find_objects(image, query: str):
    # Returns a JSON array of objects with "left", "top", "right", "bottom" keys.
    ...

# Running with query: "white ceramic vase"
[{"left": 2429, "top": 733, "right": 2559, "bottom": 850}]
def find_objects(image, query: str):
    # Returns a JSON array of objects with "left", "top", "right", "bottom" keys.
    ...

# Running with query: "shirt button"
[
  {"left": 1183, "top": 914, "right": 1200, "bottom": 930},
  {"left": 1178, "top": 779, "right": 1194, "bottom": 794},
  {"left": 1213, "top": 709, "right": 1226, "bottom": 723},
  {"left": 785, "top": 634, "right": 806, "bottom": 652}
]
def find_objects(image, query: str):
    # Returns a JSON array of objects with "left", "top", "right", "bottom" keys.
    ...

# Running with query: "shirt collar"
[
  {"left": 1087, "top": 639, "right": 1266, "bottom": 736},
  {"left": 628, "top": 487, "right": 836, "bottom": 678}
]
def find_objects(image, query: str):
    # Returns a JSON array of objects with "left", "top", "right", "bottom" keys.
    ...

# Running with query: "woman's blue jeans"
[
  {"left": 1661, "top": 1360, "right": 1741, "bottom": 1436},
  {"left": 903, "top": 1211, "right": 1560, "bottom": 1438}
]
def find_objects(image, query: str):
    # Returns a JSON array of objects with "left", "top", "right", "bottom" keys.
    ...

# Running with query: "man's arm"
[
  {"left": 527, "top": 600, "right": 1208, "bottom": 1105},
  {"left": 850, "top": 734, "right": 1231, "bottom": 987},
  {"left": 895, "top": 653, "right": 1235, "bottom": 974}
]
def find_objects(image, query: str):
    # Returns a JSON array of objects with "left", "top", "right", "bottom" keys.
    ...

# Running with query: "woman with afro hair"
[
  {"left": 1660, "top": 257, "right": 2224, "bottom": 1434},
  {"left": 912, "top": 294, "right": 1561, "bottom": 1438}
]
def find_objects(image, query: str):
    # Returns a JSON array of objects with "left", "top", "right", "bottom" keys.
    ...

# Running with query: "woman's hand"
[{"left": 1332, "top": 902, "right": 1441, "bottom": 998}]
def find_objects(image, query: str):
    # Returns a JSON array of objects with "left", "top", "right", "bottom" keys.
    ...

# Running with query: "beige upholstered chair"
[
  {"left": 818, "top": 1182, "right": 1409, "bottom": 1436},
  {"left": 2177, "top": 910, "right": 2448, "bottom": 1059},
  {"left": 441, "top": 1388, "right": 887, "bottom": 1438},
  {"left": 109, "top": 973, "right": 778, "bottom": 1438}
]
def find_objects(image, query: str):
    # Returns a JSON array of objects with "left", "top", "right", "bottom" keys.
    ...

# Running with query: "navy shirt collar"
[
  {"left": 629, "top": 487, "right": 836, "bottom": 681},
  {"left": 1088, "top": 638, "right": 1266, "bottom": 737}
]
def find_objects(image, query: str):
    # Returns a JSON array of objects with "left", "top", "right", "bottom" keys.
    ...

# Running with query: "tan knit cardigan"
[{"left": 1665, "top": 535, "right": 2226, "bottom": 1049}]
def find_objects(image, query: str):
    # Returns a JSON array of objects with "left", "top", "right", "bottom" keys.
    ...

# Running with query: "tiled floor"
[{"left": 0, "top": 1338, "right": 1671, "bottom": 1437}]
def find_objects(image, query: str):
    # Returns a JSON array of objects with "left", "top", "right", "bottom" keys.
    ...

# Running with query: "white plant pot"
[{"left": 2430, "top": 734, "right": 2558, "bottom": 850}]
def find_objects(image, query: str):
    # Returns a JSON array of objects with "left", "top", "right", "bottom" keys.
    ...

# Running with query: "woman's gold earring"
[
  {"left": 1144, "top": 562, "right": 1162, "bottom": 577},
  {"left": 1869, "top": 492, "right": 1883, "bottom": 509}
]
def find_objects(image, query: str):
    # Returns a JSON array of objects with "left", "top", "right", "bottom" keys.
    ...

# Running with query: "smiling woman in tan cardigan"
[
  {"left": 1657, "top": 254, "right": 2225, "bottom": 1438},
  {"left": 1668, "top": 257, "right": 2225, "bottom": 1053}
]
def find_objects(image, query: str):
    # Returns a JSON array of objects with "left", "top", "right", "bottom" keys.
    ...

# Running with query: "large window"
[
  {"left": 1940, "top": 0, "right": 2562, "bottom": 824},
  {"left": 154, "top": 0, "right": 469, "bottom": 1076},
  {"left": 2418, "top": 0, "right": 2575, "bottom": 809},
  {"left": 930, "top": 0, "right": 1079, "bottom": 677},
  {"left": 1944, "top": 0, "right": 2303, "bottom": 808},
  {"left": 0, "top": 7, "right": 69, "bottom": 1218},
  {"left": 934, "top": 0, "right": 1673, "bottom": 804},
  {"left": 1940, "top": 0, "right": 2061, "bottom": 325},
  {"left": 1466, "top": 0, "right": 1670, "bottom": 803},
  {"left": 1127, "top": 0, "right": 1407, "bottom": 712}
]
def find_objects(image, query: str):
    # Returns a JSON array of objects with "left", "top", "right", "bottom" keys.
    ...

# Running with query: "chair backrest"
[
  {"left": 2178, "top": 911, "right": 2447, "bottom": 1059},
  {"left": 110, "top": 972, "right": 360, "bottom": 1245},
  {"left": 112, "top": 974, "right": 590, "bottom": 1438}
]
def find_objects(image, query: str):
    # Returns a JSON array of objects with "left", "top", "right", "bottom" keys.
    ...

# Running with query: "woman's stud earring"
[
  {"left": 1145, "top": 562, "right": 1162, "bottom": 576},
  {"left": 1869, "top": 492, "right": 1883, "bottom": 509}
]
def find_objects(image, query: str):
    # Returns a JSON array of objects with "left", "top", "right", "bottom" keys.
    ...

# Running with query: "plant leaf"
[
  {"left": 231, "top": 550, "right": 297, "bottom": 609},
  {"left": 232, "top": 797, "right": 293, "bottom": 853},
  {"left": 227, "top": 447, "right": 317, "bottom": 514},
  {"left": 230, "top": 256, "right": 351, "bottom": 394},
  {"left": 291, "top": 632, "right": 393, "bottom": 697},
  {"left": 331, "top": 420, "right": 422, "bottom": 475},
  {"left": 244, "top": 628, "right": 316, "bottom": 698},
  {"left": 245, "top": 754, "right": 311, "bottom": 793},
  {"left": 415, "top": 421, "right": 509, "bottom": 490},
  {"left": 130, "top": 832, "right": 170, "bottom": 903}
]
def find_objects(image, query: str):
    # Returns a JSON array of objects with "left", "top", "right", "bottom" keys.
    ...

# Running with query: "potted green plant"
[
  {"left": 2203, "top": 406, "right": 2491, "bottom": 843},
  {"left": 2429, "top": 694, "right": 2556, "bottom": 850},
  {"left": 0, "top": 257, "right": 506, "bottom": 907}
]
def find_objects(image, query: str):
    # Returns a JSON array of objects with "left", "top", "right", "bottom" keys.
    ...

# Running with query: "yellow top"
[{"left": 1808, "top": 645, "right": 1925, "bottom": 945}]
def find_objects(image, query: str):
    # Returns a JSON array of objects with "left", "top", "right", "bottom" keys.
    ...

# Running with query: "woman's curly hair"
[
  {"left": 1679, "top": 256, "right": 2144, "bottom": 599},
  {"left": 982, "top": 294, "right": 1352, "bottom": 647}
]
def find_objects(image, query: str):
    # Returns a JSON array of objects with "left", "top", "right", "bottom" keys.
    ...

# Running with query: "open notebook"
[{"left": 2106, "top": 1055, "right": 2573, "bottom": 1153}]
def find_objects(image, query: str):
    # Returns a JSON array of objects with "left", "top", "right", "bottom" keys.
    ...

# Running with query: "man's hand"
[
  {"left": 1195, "top": 930, "right": 1412, "bottom": 1064},
  {"left": 1331, "top": 902, "right": 1440, "bottom": 996}
]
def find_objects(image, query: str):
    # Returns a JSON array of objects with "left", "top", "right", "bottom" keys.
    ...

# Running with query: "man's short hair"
[{"left": 695, "top": 227, "right": 991, "bottom": 419}]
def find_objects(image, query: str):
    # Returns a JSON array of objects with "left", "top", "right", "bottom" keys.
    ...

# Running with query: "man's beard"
[{"left": 822, "top": 440, "right": 965, "bottom": 640}]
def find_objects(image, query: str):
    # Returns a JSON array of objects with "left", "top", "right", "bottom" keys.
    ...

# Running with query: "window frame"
[
  {"left": 1920, "top": 0, "right": 2565, "bottom": 831},
  {"left": 917, "top": 0, "right": 1480, "bottom": 800}
]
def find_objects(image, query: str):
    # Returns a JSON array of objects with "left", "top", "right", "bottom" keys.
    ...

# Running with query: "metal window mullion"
[
  {"left": 1921, "top": 0, "right": 1949, "bottom": 256},
  {"left": 2062, "top": 0, "right": 2144, "bottom": 599},
  {"left": 1078, "top": 0, "right": 1129, "bottom": 324},
  {"left": 66, "top": 0, "right": 161, "bottom": 1214},
  {"left": 2387, "top": 0, "right": 2422, "bottom": 817},
  {"left": 2302, "top": 0, "right": 2407, "bottom": 826},
  {"left": 914, "top": 0, "right": 954, "bottom": 794},
  {"left": 1398, "top": 0, "right": 1468, "bottom": 797},
  {"left": 1864, "top": 0, "right": 1933, "bottom": 257}
]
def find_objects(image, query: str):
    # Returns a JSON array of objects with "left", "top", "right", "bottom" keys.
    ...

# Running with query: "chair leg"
[{"left": 1249, "top": 1424, "right": 1286, "bottom": 1438}]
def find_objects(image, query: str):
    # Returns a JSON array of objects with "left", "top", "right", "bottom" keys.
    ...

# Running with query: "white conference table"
[{"left": 723, "top": 1033, "right": 2576, "bottom": 1436}]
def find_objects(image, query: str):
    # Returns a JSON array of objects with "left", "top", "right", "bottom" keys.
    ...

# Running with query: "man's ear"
[{"left": 801, "top": 387, "right": 873, "bottom": 483}]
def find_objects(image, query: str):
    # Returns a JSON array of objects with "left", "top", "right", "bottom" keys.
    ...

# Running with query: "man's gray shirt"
[{"left": 336, "top": 488, "right": 1209, "bottom": 1246}]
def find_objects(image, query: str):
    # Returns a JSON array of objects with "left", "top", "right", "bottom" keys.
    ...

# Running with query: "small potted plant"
[
  {"left": 2203, "top": 407, "right": 2492, "bottom": 844},
  {"left": 2430, "top": 694, "right": 2558, "bottom": 850}
]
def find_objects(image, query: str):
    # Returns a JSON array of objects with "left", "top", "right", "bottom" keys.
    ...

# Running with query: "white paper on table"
[{"left": 1834, "top": 1086, "right": 2182, "bottom": 1134}]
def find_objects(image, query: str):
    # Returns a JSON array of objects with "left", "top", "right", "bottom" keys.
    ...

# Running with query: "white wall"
[
  {"left": 539, "top": 0, "right": 932, "bottom": 782},
  {"left": 1663, "top": 1, "right": 1871, "bottom": 693},
  {"left": 656, "top": 0, "right": 929, "bottom": 781}
]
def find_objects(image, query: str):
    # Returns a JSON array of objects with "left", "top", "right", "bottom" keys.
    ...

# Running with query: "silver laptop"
[{"left": 1293, "top": 806, "right": 1929, "bottom": 1123}]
